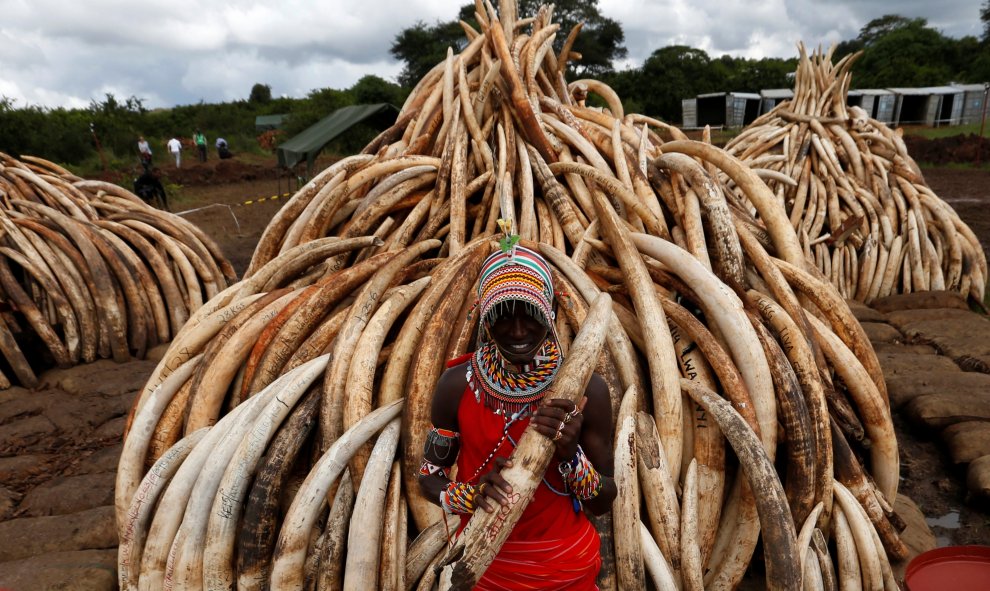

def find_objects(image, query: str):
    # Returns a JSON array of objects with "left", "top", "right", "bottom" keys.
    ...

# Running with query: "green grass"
[
  {"left": 914, "top": 160, "right": 990, "bottom": 171},
  {"left": 902, "top": 122, "right": 989, "bottom": 139}
]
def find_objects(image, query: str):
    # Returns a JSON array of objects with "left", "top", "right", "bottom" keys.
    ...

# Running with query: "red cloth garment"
[{"left": 455, "top": 377, "right": 601, "bottom": 590}]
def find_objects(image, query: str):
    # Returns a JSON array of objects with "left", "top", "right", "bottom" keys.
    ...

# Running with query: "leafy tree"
[
  {"left": 283, "top": 87, "right": 353, "bottom": 136},
  {"left": 350, "top": 75, "right": 408, "bottom": 107},
  {"left": 603, "top": 69, "right": 645, "bottom": 116},
  {"left": 982, "top": 1, "right": 990, "bottom": 44},
  {"left": 719, "top": 56, "right": 795, "bottom": 93},
  {"left": 853, "top": 18, "right": 955, "bottom": 87},
  {"left": 948, "top": 36, "right": 986, "bottom": 83},
  {"left": 833, "top": 38, "right": 864, "bottom": 63},
  {"left": 249, "top": 83, "right": 273, "bottom": 103},
  {"left": 516, "top": 0, "right": 627, "bottom": 78},
  {"left": 857, "top": 15, "right": 922, "bottom": 46},
  {"left": 86, "top": 93, "right": 148, "bottom": 159},
  {"left": 616, "top": 46, "right": 728, "bottom": 121},
  {"left": 391, "top": 1, "right": 626, "bottom": 87},
  {"left": 390, "top": 17, "right": 470, "bottom": 88}
]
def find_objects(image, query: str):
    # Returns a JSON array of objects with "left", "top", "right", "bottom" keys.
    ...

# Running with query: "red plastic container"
[{"left": 905, "top": 545, "right": 990, "bottom": 591}]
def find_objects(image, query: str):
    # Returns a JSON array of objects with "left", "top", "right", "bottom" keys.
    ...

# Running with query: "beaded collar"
[{"left": 466, "top": 339, "right": 561, "bottom": 416}]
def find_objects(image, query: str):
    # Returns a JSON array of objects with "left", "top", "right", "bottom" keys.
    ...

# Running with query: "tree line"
[
  {"left": 2, "top": 1, "right": 988, "bottom": 171},
  {"left": 0, "top": 75, "right": 409, "bottom": 175},
  {"left": 391, "top": 2, "right": 990, "bottom": 123}
]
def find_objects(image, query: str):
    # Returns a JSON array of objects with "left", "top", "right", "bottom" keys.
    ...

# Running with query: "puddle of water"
[
  {"left": 926, "top": 510, "right": 961, "bottom": 547},
  {"left": 926, "top": 510, "right": 961, "bottom": 529}
]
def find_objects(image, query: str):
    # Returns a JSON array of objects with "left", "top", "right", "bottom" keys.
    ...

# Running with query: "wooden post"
[{"left": 977, "top": 82, "right": 989, "bottom": 167}]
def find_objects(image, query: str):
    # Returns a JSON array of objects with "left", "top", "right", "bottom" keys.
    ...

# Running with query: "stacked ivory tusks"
[
  {"left": 118, "top": 1, "right": 919, "bottom": 589},
  {"left": 724, "top": 44, "right": 986, "bottom": 304},
  {"left": 0, "top": 151, "right": 236, "bottom": 388}
]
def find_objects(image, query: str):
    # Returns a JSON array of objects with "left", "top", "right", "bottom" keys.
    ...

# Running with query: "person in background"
[
  {"left": 215, "top": 137, "right": 233, "bottom": 159},
  {"left": 167, "top": 137, "right": 182, "bottom": 168},
  {"left": 133, "top": 167, "right": 169, "bottom": 211},
  {"left": 194, "top": 129, "right": 207, "bottom": 162},
  {"left": 137, "top": 136, "right": 153, "bottom": 171}
]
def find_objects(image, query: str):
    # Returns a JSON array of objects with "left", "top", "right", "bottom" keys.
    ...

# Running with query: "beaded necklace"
[
  {"left": 467, "top": 339, "right": 561, "bottom": 417},
  {"left": 464, "top": 339, "right": 566, "bottom": 490}
]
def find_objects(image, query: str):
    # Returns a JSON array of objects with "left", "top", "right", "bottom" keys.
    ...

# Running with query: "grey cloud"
[{"left": 0, "top": 0, "right": 982, "bottom": 109}]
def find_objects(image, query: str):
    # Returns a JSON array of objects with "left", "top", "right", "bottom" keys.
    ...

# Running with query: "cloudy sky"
[{"left": 0, "top": 0, "right": 982, "bottom": 110}]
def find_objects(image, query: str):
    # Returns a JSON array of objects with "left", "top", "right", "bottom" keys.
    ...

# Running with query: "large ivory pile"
[
  {"left": 0, "top": 153, "right": 236, "bottom": 388},
  {"left": 118, "top": 3, "right": 911, "bottom": 590},
  {"left": 726, "top": 46, "right": 986, "bottom": 304}
]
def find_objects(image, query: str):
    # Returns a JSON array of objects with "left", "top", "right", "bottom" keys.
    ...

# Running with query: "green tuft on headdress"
[{"left": 496, "top": 218, "right": 519, "bottom": 254}]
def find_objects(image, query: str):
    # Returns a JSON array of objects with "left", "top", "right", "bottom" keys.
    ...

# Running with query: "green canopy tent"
[{"left": 276, "top": 103, "right": 399, "bottom": 178}]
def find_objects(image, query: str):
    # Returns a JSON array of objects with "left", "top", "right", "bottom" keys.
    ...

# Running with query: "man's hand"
[
  {"left": 475, "top": 457, "right": 514, "bottom": 513},
  {"left": 532, "top": 397, "right": 586, "bottom": 461}
]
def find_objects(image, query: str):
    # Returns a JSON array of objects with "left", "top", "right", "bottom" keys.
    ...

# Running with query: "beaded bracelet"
[
  {"left": 440, "top": 481, "right": 477, "bottom": 514},
  {"left": 558, "top": 445, "right": 604, "bottom": 501}
]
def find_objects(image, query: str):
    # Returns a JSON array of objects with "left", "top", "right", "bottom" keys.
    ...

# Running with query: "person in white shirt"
[
  {"left": 137, "top": 136, "right": 152, "bottom": 170},
  {"left": 167, "top": 137, "right": 182, "bottom": 168},
  {"left": 215, "top": 137, "right": 232, "bottom": 159}
]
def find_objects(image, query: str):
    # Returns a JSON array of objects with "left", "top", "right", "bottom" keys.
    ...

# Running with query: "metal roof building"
[
  {"left": 847, "top": 89, "right": 897, "bottom": 123},
  {"left": 681, "top": 98, "right": 698, "bottom": 128},
  {"left": 695, "top": 92, "right": 762, "bottom": 128},
  {"left": 759, "top": 89, "right": 793, "bottom": 114},
  {"left": 888, "top": 86, "right": 965, "bottom": 126},
  {"left": 951, "top": 83, "right": 989, "bottom": 125}
]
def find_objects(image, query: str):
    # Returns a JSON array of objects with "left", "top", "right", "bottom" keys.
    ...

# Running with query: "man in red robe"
[{"left": 418, "top": 242, "right": 616, "bottom": 590}]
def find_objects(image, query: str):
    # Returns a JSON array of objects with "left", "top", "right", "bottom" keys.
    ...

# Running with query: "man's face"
[{"left": 487, "top": 303, "right": 549, "bottom": 365}]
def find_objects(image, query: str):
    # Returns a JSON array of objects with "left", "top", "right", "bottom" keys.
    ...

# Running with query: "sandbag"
[
  {"left": 884, "top": 308, "right": 979, "bottom": 329},
  {"left": 883, "top": 310, "right": 990, "bottom": 365},
  {"left": 860, "top": 322, "right": 903, "bottom": 345},
  {"left": 965, "top": 455, "right": 990, "bottom": 501},
  {"left": 876, "top": 352, "right": 958, "bottom": 378},
  {"left": 886, "top": 371, "right": 990, "bottom": 410},
  {"left": 904, "top": 391, "right": 990, "bottom": 429},
  {"left": 891, "top": 494, "right": 936, "bottom": 576},
  {"left": 871, "top": 291, "right": 970, "bottom": 314},
  {"left": 872, "top": 343, "right": 939, "bottom": 356},
  {"left": 942, "top": 421, "right": 990, "bottom": 464},
  {"left": 845, "top": 299, "right": 887, "bottom": 323}
]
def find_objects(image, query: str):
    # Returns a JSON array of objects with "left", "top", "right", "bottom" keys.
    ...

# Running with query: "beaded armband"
[
  {"left": 440, "top": 481, "right": 477, "bottom": 515},
  {"left": 425, "top": 426, "right": 460, "bottom": 462},
  {"left": 420, "top": 460, "right": 451, "bottom": 478},
  {"left": 558, "top": 445, "right": 604, "bottom": 501}
]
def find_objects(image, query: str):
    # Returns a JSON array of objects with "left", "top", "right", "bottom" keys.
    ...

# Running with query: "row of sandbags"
[
  {"left": 725, "top": 46, "right": 986, "bottom": 304},
  {"left": 118, "top": 3, "right": 913, "bottom": 590},
  {"left": 0, "top": 152, "right": 236, "bottom": 388}
]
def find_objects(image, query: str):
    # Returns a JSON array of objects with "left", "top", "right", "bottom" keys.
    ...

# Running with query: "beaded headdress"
[
  {"left": 467, "top": 222, "right": 563, "bottom": 416},
  {"left": 476, "top": 231, "right": 557, "bottom": 338}
]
